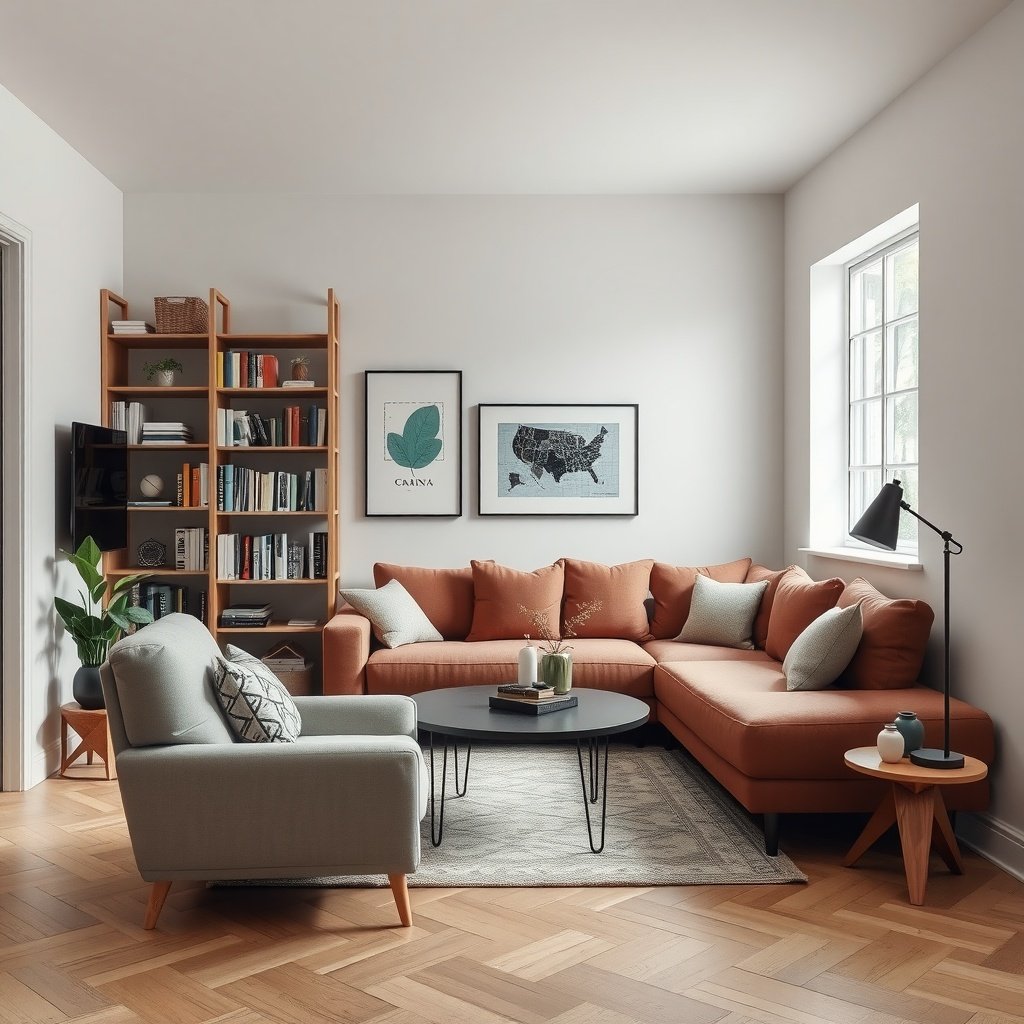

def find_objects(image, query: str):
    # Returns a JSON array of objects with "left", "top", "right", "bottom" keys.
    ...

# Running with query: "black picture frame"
[
  {"left": 364, "top": 370, "right": 463, "bottom": 517},
  {"left": 478, "top": 403, "right": 639, "bottom": 517}
]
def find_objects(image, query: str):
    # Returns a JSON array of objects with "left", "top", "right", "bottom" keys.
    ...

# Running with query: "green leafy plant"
[
  {"left": 387, "top": 405, "right": 442, "bottom": 476},
  {"left": 143, "top": 357, "right": 183, "bottom": 381},
  {"left": 54, "top": 537, "right": 154, "bottom": 667}
]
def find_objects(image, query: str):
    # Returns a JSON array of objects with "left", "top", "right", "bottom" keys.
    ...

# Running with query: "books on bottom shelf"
[
  {"left": 129, "top": 582, "right": 207, "bottom": 627},
  {"left": 217, "top": 531, "right": 328, "bottom": 580},
  {"left": 219, "top": 604, "right": 272, "bottom": 628}
]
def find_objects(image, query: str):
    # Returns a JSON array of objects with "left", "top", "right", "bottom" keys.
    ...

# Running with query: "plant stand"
[{"left": 60, "top": 703, "right": 116, "bottom": 780}]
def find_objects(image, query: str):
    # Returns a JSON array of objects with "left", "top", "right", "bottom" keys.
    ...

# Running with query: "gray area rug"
[{"left": 232, "top": 744, "right": 806, "bottom": 888}]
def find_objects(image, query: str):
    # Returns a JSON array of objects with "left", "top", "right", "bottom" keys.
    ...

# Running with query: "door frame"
[{"left": 1, "top": 212, "right": 32, "bottom": 791}]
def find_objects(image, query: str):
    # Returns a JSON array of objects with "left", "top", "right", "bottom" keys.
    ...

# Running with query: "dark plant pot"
[
  {"left": 895, "top": 710, "right": 925, "bottom": 753},
  {"left": 73, "top": 664, "right": 105, "bottom": 710}
]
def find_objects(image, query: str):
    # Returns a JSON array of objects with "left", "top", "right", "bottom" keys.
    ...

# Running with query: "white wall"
[
  {"left": 0, "top": 84, "right": 123, "bottom": 786},
  {"left": 124, "top": 194, "right": 784, "bottom": 583},
  {"left": 785, "top": 0, "right": 1024, "bottom": 870}
]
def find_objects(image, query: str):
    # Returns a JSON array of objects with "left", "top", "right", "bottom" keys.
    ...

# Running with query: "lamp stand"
[{"left": 902, "top": 508, "right": 965, "bottom": 770}]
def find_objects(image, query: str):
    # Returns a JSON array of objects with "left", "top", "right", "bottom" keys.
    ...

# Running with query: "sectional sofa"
[{"left": 323, "top": 557, "right": 993, "bottom": 853}]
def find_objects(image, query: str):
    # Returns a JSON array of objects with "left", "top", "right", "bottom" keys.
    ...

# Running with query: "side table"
[
  {"left": 842, "top": 746, "right": 987, "bottom": 905},
  {"left": 60, "top": 702, "right": 116, "bottom": 780}
]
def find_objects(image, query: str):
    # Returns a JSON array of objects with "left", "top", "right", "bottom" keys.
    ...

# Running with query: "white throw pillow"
[
  {"left": 339, "top": 579, "right": 443, "bottom": 649},
  {"left": 784, "top": 604, "right": 864, "bottom": 691},
  {"left": 676, "top": 574, "right": 768, "bottom": 650},
  {"left": 214, "top": 648, "right": 302, "bottom": 742}
]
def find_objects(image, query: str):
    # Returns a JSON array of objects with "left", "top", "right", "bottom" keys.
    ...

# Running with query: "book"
[
  {"left": 489, "top": 694, "right": 578, "bottom": 715},
  {"left": 495, "top": 684, "right": 560, "bottom": 700}
]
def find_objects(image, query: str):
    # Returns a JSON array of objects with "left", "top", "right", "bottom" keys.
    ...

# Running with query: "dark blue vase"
[{"left": 895, "top": 710, "right": 925, "bottom": 753}]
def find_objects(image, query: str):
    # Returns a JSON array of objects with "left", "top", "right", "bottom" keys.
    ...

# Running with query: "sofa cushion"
[
  {"left": 213, "top": 649, "right": 302, "bottom": 743},
  {"left": 654, "top": 660, "right": 993, "bottom": 781},
  {"left": 677, "top": 574, "right": 768, "bottom": 650},
  {"left": 107, "top": 613, "right": 234, "bottom": 747},
  {"left": 764, "top": 570, "right": 845, "bottom": 661},
  {"left": 837, "top": 577, "right": 935, "bottom": 690},
  {"left": 466, "top": 560, "right": 564, "bottom": 642},
  {"left": 746, "top": 564, "right": 792, "bottom": 649},
  {"left": 643, "top": 640, "right": 775, "bottom": 665},
  {"left": 339, "top": 579, "right": 443, "bottom": 649},
  {"left": 648, "top": 557, "right": 752, "bottom": 639},
  {"left": 373, "top": 562, "right": 474, "bottom": 640},
  {"left": 562, "top": 558, "right": 654, "bottom": 642},
  {"left": 783, "top": 605, "right": 863, "bottom": 691},
  {"left": 366, "top": 638, "right": 655, "bottom": 698}
]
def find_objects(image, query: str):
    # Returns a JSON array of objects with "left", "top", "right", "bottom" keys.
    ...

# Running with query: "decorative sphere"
[{"left": 140, "top": 474, "right": 164, "bottom": 498}]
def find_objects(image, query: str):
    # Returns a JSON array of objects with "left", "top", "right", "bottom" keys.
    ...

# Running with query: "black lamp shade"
[{"left": 850, "top": 479, "right": 904, "bottom": 550}]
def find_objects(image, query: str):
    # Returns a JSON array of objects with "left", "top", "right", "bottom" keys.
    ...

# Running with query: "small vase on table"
[{"left": 542, "top": 652, "right": 573, "bottom": 695}]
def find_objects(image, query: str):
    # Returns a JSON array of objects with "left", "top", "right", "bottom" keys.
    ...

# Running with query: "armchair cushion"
[
  {"left": 214, "top": 647, "right": 302, "bottom": 743},
  {"left": 107, "top": 613, "right": 234, "bottom": 747}
]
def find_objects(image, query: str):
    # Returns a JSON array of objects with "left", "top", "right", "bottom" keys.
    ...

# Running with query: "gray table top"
[{"left": 412, "top": 685, "right": 650, "bottom": 743}]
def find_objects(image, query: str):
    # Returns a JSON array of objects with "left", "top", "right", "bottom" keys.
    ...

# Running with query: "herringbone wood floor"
[{"left": 1, "top": 769, "right": 1022, "bottom": 1024}]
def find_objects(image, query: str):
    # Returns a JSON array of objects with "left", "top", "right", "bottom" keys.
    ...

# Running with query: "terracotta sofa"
[{"left": 323, "top": 557, "right": 993, "bottom": 853}]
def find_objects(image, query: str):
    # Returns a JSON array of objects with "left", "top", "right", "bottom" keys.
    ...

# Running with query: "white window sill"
[{"left": 799, "top": 546, "right": 923, "bottom": 571}]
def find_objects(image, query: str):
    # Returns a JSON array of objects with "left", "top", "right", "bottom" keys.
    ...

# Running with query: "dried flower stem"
[{"left": 519, "top": 599, "right": 603, "bottom": 656}]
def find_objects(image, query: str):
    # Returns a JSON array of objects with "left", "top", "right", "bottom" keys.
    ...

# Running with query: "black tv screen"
[{"left": 72, "top": 422, "right": 128, "bottom": 552}]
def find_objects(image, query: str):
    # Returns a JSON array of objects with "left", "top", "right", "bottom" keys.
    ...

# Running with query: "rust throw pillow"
[
  {"left": 466, "top": 560, "right": 565, "bottom": 642},
  {"left": 745, "top": 564, "right": 796, "bottom": 650},
  {"left": 837, "top": 577, "right": 934, "bottom": 690},
  {"left": 561, "top": 559, "right": 654, "bottom": 642},
  {"left": 373, "top": 563, "right": 475, "bottom": 640},
  {"left": 648, "top": 557, "right": 752, "bottom": 639},
  {"left": 764, "top": 571, "right": 845, "bottom": 662}
]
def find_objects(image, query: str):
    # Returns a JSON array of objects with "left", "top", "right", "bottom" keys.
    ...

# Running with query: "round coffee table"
[{"left": 413, "top": 685, "right": 650, "bottom": 853}]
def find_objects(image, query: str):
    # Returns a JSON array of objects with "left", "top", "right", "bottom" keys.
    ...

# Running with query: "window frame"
[{"left": 844, "top": 226, "right": 919, "bottom": 553}]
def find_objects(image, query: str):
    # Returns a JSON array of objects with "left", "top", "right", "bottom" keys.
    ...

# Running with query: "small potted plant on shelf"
[
  {"left": 518, "top": 599, "right": 602, "bottom": 694},
  {"left": 144, "top": 357, "right": 184, "bottom": 386},
  {"left": 54, "top": 537, "right": 154, "bottom": 709},
  {"left": 290, "top": 356, "right": 311, "bottom": 381}
]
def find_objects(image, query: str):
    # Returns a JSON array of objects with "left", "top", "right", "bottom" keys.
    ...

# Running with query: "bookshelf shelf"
[{"left": 101, "top": 287, "right": 340, "bottom": 692}]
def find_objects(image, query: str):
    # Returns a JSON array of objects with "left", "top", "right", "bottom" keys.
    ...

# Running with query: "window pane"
[
  {"left": 850, "top": 259, "right": 883, "bottom": 334},
  {"left": 886, "top": 239, "right": 918, "bottom": 318},
  {"left": 886, "top": 318, "right": 918, "bottom": 392},
  {"left": 893, "top": 467, "right": 918, "bottom": 547},
  {"left": 850, "top": 331, "right": 882, "bottom": 400},
  {"left": 850, "top": 468, "right": 882, "bottom": 531},
  {"left": 886, "top": 391, "right": 918, "bottom": 465},
  {"left": 850, "top": 399, "right": 882, "bottom": 467}
]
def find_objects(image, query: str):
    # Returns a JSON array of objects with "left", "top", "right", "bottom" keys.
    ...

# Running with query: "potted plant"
[
  {"left": 144, "top": 357, "right": 184, "bottom": 386},
  {"left": 518, "top": 599, "right": 602, "bottom": 694},
  {"left": 290, "top": 356, "right": 311, "bottom": 381},
  {"left": 54, "top": 536, "right": 154, "bottom": 709}
]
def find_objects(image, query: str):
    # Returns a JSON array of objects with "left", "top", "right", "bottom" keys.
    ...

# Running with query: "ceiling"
[{"left": 0, "top": 0, "right": 1009, "bottom": 194}]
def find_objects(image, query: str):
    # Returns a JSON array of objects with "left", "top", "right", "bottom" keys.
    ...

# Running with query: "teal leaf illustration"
[{"left": 387, "top": 405, "right": 442, "bottom": 470}]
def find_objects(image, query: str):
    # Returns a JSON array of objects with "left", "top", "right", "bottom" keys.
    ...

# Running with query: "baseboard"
[
  {"left": 32, "top": 738, "right": 61, "bottom": 788},
  {"left": 957, "top": 811, "right": 1024, "bottom": 883}
]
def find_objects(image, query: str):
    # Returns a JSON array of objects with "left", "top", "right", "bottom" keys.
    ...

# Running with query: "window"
[{"left": 847, "top": 232, "right": 919, "bottom": 550}]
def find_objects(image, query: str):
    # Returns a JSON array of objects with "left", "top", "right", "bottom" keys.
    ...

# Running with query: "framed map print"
[
  {"left": 365, "top": 370, "right": 462, "bottom": 517},
  {"left": 478, "top": 404, "right": 638, "bottom": 516}
]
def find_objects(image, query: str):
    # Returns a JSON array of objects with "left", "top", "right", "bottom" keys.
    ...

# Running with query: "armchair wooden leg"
[
  {"left": 388, "top": 873, "right": 412, "bottom": 927},
  {"left": 143, "top": 881, "right": 172, "bottom": 930}
]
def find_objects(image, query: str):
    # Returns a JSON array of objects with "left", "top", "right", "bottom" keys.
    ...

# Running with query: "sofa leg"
[
  {"left": 388, "top": 873, "right": 412, "bottom": 927},
  {"left": 143, "top": 880, "right": 172, "bottom": 930},
  {"left": 763, "top": 813, "right": 780, "bottom": 857}
]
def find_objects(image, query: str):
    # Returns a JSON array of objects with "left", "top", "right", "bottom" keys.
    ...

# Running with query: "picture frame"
[
  {"left": 478, "top": 403, "right": 638, "bottom": 516},
  {"left": 365, "top": 370, "right": 463, "bottom": 517}
]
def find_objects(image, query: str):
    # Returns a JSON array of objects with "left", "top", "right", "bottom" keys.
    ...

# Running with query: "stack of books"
[
  {"left": 176, "top": 462, "right": 210, "bottom": 507},
  {"left": 219, "top": 604, "right": 272, "bottom": 629},
  {"left": 110, "top": 401, "right": 145, "bottom": 444},
  {"left": 488, "top": 684, "right": 578, "bottom": 715},
  {"left": 216, "top": 406, "right": 327, "bottom": 447},
  {"left": 283, "top": 378, "right": 316, "bottom": 388},
  {"left": 142, "top": 421, "right": 193, "bottom": 445},
  {"left": 216, "top": 466, "right": 327, "bottom": 512},
  {"left": 217, "top": 532, "right": 325, "bottom": 580},
  {"left": 174, "top": 527, "right": 208, "bottom": 570},
  {"left": 110, "top": 320, "right": 154, "bottom": 335},
  {"left": 218, "top": 352, "right": 279, "bottom": 388}
]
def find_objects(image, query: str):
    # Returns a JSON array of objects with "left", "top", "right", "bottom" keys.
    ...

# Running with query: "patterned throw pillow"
[
  {"left": 676, "top": 573, "right": 769, "bottom": 650},
  {"left": 213, "top": 647, "right": 302, "bottom": 742},
  {"left": 784, "top": 604, "right": 864, "bottom": 692}
]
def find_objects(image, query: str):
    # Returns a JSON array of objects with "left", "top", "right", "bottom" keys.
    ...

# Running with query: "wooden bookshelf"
[{"left": 100, "top": 287, "right": 340, "bottom": 690}]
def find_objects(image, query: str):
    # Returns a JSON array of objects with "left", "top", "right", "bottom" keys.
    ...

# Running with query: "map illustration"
[{"left": 497, "top": 421, "right": 620, "bottom": 499}]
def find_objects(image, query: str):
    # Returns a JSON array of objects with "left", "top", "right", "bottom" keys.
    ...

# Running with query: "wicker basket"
[{"left": 154, "top": 296, "right": 209, "bottom": 334}]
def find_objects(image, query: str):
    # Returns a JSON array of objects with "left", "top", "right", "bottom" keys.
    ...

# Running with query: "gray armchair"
[{"left": 99, "top": 614, "right": 426, "bottom": 930}]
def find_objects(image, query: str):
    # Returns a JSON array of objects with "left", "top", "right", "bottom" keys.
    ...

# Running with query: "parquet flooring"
[{"left": 1, "top": 770, "right": 1022, "bottom": 1024}]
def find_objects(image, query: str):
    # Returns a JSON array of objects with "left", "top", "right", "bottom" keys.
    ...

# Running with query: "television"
[{"left": 71, "top": 421, "right": 128, "bottom": 551}]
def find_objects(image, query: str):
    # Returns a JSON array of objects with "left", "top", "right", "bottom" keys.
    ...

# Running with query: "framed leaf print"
[{"left": 365, "top": 370, "right": 462, "bottom": 517}]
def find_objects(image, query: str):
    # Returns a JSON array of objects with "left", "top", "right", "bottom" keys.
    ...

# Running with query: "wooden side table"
[
  {"left": 60, "top": 702, "right": 116, "bottom": 780},
  {"left": 843, "top": 746, "right": 987, "bottom": 905}
]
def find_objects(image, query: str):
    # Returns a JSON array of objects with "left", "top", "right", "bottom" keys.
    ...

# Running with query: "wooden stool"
[
  {"left": 60, "top": 702, "right": 116, "bottom": 780},
  {"left": 843, "top": 746, "right": 987, "bottom": 905}
]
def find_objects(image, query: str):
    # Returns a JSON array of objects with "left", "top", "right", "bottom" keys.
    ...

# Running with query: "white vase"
[
  {"left": 877, "top": 722, "right": 905, "bottom": 763},
  {"left": 517, "top": 644, "right": 537, "bottom": 686},
  {"left": 155, "top": 370, "right": 176, "bottom": 387}
]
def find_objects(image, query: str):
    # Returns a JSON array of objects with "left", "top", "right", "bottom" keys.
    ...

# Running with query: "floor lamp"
[{"left": 850, "top": 478, "right": 965, "bottom": 769}]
